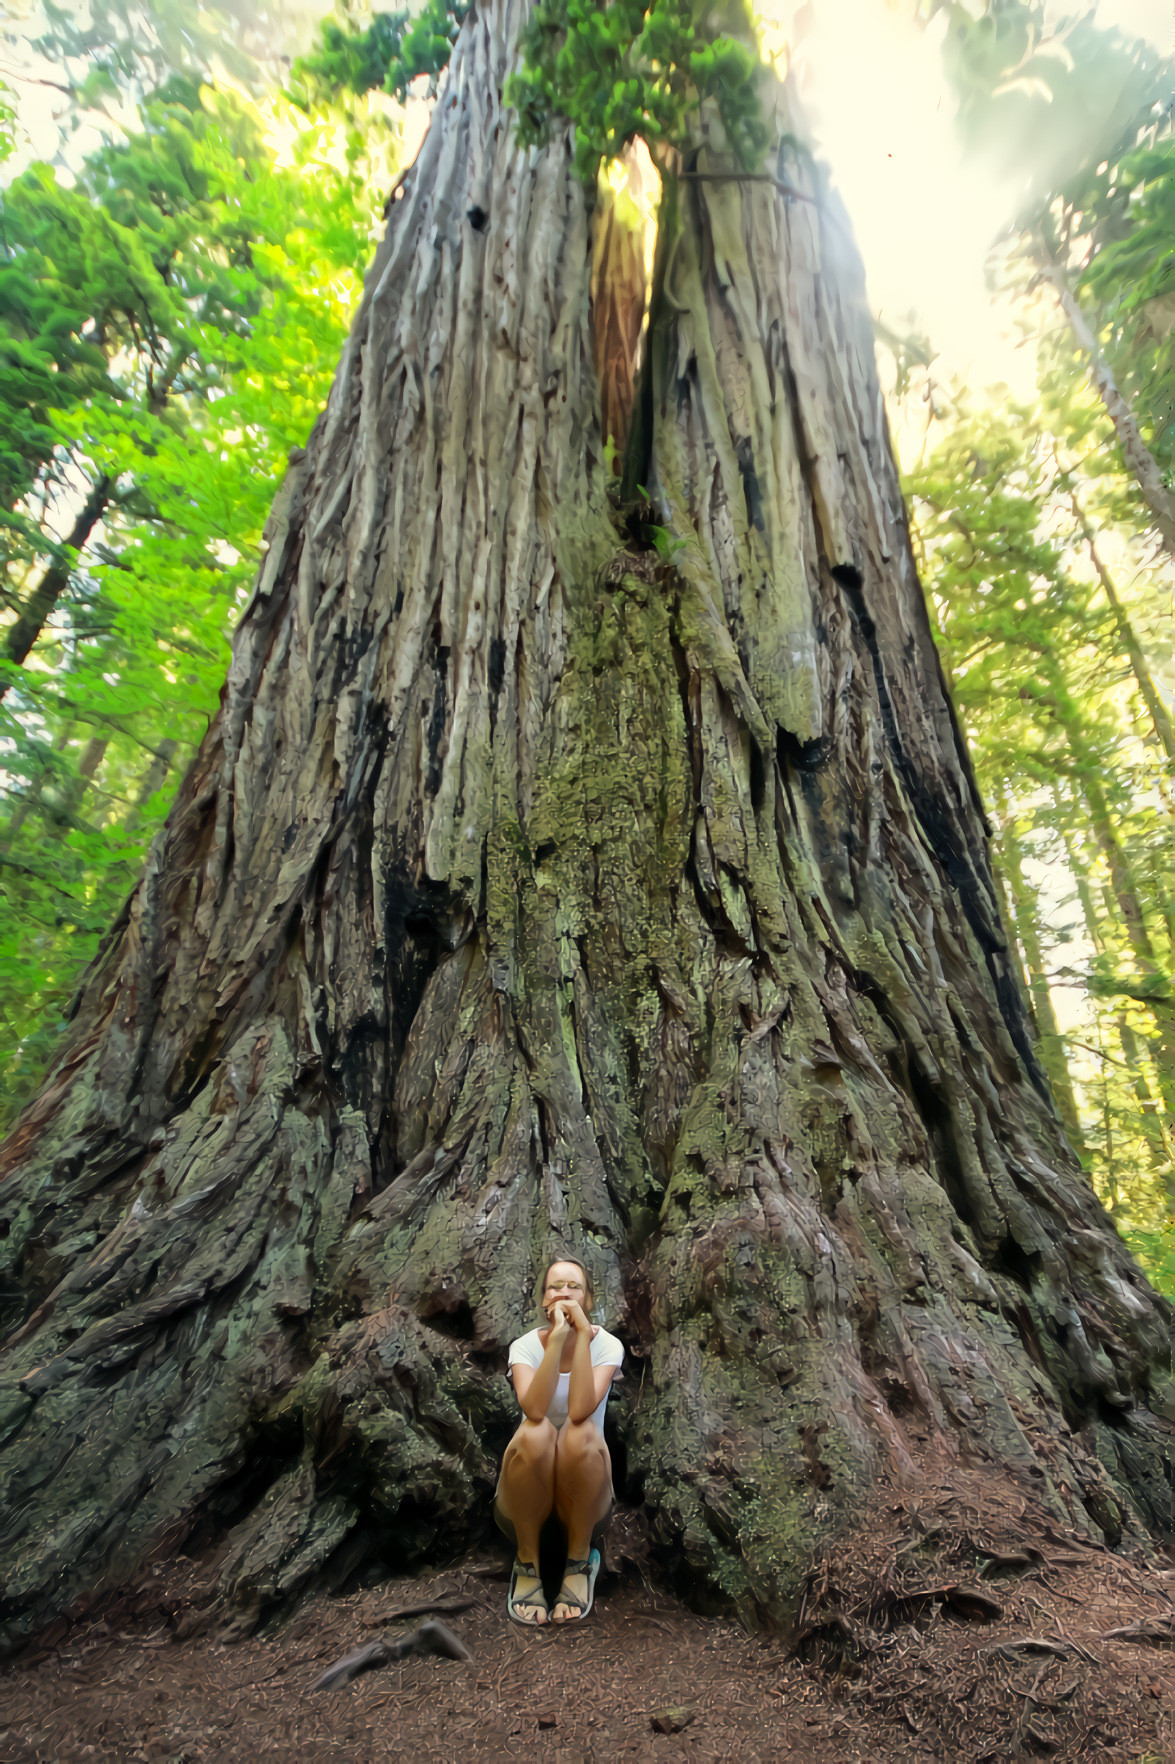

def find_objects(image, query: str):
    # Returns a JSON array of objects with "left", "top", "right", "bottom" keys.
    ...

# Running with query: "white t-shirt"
[{"left": 508, "top": 1326, "right": 624, "bottom": 1434}]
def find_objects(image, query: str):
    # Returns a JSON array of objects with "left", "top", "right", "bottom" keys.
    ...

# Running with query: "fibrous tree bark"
[{"left": 0, "top": 2, "right": 1171, "bottom": 1652}]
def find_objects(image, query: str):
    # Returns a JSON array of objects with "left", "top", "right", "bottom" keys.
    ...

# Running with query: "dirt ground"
[{"left": 2, "top": 1461, "right": 1172, "bottom": 1763}]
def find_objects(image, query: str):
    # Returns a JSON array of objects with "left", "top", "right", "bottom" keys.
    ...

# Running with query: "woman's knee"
[
  {"left": 557, "top": 1418, "right": 606, "bottom": 1464},
  {"left": 508, "top": 1416, "right": 557, "bottom": 1464}
]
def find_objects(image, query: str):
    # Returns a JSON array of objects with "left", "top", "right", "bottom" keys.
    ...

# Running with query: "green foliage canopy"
[
  {"left": 295, "top": 0, "right": 770, "bottom": 183},
  {"left": 906, "top": 391, "right": 1175, "bottom": 1288},
  {"left": 292, "top": 0, "right": 472, "bottom": 105},
  {"left": 944, "top": 0, "right": 1173, "bottom": 489},
  {"left": 1076, "top": 136, "right": 1175, "bottom": 479},
  {"left": 509, "top": 0, "right": 769, "bottom": 180},
  {"left": 0, "top": 65, "right": 382, "bottom": 1122}
]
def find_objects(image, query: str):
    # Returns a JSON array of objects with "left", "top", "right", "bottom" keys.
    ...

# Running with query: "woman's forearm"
[
  {"left": 566, "top": 1326, "right": 596, "bottom": 1422},
  {"left": 519, "top": 1332, "right": 564, "bottom": 1420}
]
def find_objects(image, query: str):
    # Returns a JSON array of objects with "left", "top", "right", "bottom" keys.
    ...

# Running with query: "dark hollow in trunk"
[{"left": 0, "top": 0, "right": 1171, "bottom": 1651}]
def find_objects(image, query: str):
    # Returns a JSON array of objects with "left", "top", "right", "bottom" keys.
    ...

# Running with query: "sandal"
[
  {"left": 507, "top": 1558, "right": 548, "bottom": 1626},
  {"left": 551, "top": 1548, "right": 601, "bottom": 1623}
]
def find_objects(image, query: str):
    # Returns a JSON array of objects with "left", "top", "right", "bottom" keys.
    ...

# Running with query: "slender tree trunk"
[
  {"left": 1083, "top": 775, "right": 1162, "bottom": 970},
  {"left": 0, "top": 9, "right": 1171, "bottom": 1652},
  {"left": 1067, "top": 489, "right": 1175, "bottom": 762},
  {"left": 0, "top": 736, "right": 108, "bottom": 867},
  {"left": 1115, "top": 1017, "right": 1174, "bottom": 1179},
  {"left": 1037, "top": 247, "right": 1175, "bottom": 560},
  {"left": 1059, "top": 812, "right": 1170, "bottom": 1171},
  {"left": 1072, "top": 749, "right": 1175, "bottom": 1117},
  {"left": 1103, "top": 1085, "right": 1120, "bottom": 1211},
  {"left": 0, "top": 721, "right": 84, "bottom": 856},
  {"left": 123, "top": 738, "right": 179, "bottom": 835},
  {"left": 1096, "top": 865, "right": 1175, "bottom": 1184},
  {"left": 0, "top": 476, "right": 111, "bottom": 690},
  {"left": 998, "top": 813, "right": 1084, "bottom": 1149},
  {"left": 61, "top": 735, "right": 108, "bottom": 821}
]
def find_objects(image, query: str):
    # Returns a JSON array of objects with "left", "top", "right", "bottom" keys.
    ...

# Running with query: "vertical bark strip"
[{"left": 0, "top": 10, "right": 1171, "bottom": 1649}]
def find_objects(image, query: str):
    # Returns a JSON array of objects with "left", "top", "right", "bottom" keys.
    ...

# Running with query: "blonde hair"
[{"left": 540, "top": 1255, "right": 595, "bottom": 1310}]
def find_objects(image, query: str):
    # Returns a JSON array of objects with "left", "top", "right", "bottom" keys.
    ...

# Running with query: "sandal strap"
[
  {"left": 554, "top": 1557, "right": 597, "bottom": 1614},
  {"left": 510, "top": 1560, "right": 548, "bottom": 1618}
]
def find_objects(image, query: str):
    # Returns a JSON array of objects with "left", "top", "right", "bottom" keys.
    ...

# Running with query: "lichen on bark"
[{"left": 0, "top": 0, "right": 1171, "bottom": 1653}]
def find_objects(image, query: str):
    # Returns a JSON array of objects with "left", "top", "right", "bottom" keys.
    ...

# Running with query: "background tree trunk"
[
  {"left": 0, "top": 2, "right": 1171, "bottom": 1651},
  {"left": 1059, "top": 814, "right": 1171, "bottom": 1174},
  {"left": 1036, "top": 247, "right": 1175, "bottom": 562},
  {"left": 0, "top": 475, "right": 111, "bottom": 689},
  {"left": 1067, "top": 491, "right": 1175, "bottom": 764},
  {"left": 997, "top": 813, "right": 1083, "bottom": 1150}
]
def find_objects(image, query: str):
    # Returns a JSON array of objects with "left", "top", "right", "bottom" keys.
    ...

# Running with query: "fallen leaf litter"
[{"left": 2, "top": 1457, "right": 1171, "bottom": 1762}]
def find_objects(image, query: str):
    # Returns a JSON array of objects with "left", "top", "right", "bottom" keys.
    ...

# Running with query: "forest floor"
[{"left": 1, "top": 1457, "right": 1172, "bottom": 1763}]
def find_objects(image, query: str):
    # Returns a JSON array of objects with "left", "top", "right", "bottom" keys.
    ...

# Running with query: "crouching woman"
[{"left": 494, "top": 1258, "right": 624, "bottom": 1625}]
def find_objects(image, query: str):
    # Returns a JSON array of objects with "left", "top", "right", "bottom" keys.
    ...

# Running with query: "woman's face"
[{"left": 542, "top": 1262, "right": 589, "bottom": 1320}]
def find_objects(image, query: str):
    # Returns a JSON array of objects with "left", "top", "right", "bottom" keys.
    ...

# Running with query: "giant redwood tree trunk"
[{"left": 0, "top": 1, "right": 1171, "bottom": 1650}]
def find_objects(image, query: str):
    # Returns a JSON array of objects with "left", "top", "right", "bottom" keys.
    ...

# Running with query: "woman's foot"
[
  {"left": 507, "top": 1559, "right": 548, "bottom": 1626},
  {"left": 551, "top": 1549, "right": 600, "bottom": 1623}
]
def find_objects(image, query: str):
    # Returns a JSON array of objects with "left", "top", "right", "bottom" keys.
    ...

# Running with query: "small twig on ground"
[
  {"left": 363, "top": 1596, "right": 478, "bottom": 1629},
  {"left": 977, "top": 1549, "right": 1039, "bottom": 1576},
  {"left": 1045, "top": 1626, "right": 1099, "bottom": 1666},
  {"left": 1013, "top": 1659, "right": 1054, "bottom": 1752},
  {"left": 1102, "top": 1615, "right": 1175, "bottom": 1648},
  {"left": 986, "top": 1638, "right": 1075, "bottom": 1661},
  {"left": 1041, "top": 1527, "right": 1106, "bottom": 1556},
  {"left": 306, "top": 1619, "right": 472, "bottom": 1693}
]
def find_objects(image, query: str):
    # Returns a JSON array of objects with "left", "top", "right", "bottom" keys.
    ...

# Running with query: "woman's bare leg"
[
  {"left": 496, "top": 1418, "right": 557, "bottom": 1623},
  {"left": 551, "top": 1419, "right": 612, "bottom": 1621}
]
